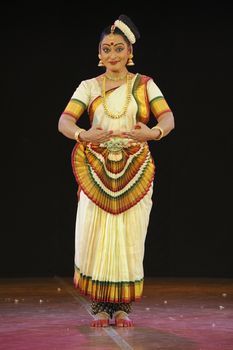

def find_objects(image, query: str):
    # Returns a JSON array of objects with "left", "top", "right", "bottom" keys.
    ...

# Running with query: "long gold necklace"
[{"left": 101, "top": 74, "right": 132, "bottom": 119}]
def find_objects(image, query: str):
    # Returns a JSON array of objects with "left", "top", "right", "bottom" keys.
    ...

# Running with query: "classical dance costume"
[{"left": 63, "top": 73, "right": 171, "bottom": 317}]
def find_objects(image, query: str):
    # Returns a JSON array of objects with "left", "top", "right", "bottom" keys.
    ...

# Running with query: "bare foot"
[
  {"left": 114, "top": 311, "right": 133, "bottom": 327},
  {"left": 91, "top": 312, "right": 110, "bottom": 327}
]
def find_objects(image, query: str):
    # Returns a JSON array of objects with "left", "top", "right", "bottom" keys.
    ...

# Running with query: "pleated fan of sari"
[{"left": 72, "top": 142, "right": 155, "bottom": 214}]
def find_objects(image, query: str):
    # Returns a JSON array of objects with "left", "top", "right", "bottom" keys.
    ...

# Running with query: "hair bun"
[{"left": 118, "top": 14, "right": 140, "bottom": 40}]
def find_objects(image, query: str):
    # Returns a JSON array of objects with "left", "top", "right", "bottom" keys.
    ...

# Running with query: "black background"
[{"left": 2, "top": 2, "right": 233, "bottom": 278}]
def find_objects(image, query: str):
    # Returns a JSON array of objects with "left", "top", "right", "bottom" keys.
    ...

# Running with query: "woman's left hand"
[{"left": 122, "top": 122, "right": 154, "bottom": 142}]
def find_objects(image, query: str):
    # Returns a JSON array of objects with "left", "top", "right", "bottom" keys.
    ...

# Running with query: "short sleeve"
[
  {"left": 63, "top": 80, "right": 91, "bottom": 120},
  {"left": 147, "top": 79, "right": 164, "bottom": 101},
  {"left": 147, "top": 79, "right": 171, "bottom": 119}
]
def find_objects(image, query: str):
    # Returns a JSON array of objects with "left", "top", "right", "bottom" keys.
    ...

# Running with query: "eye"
[
  {"left": 102, "top": 47, "right": 110, "bottom": 53},
  {"left": 116, "top": 47, "right": 124, "bottom": 53}
]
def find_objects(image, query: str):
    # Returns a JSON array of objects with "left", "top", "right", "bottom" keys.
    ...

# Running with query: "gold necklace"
[
  {"left": 101, "top": 74, "right": 132, "bottom": 119},
  {"left": 105, "top": 72, "right": 128, "bottom": 81}
]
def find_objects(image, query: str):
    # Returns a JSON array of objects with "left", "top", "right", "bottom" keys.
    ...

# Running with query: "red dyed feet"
[
  {"left": 114, "top": 311, "right": 133, "bottom": 327},
  {"left": 91, "top": 312, "right": 110, "bottom": 327},
  {"left": 91, "top": 319, "right": 109, "bottom": 327}
]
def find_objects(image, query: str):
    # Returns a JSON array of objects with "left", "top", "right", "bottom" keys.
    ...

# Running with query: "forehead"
[{"left": 101, "top": 34, "right": 127, "bottom": 46}]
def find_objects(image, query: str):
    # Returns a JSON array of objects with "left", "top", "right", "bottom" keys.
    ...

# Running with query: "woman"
[{"left": 58, "top": 14, "right": 175, "bottom": 327}]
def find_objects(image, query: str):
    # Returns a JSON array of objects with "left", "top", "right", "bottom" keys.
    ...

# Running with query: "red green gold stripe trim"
[
  {"left": 63, "top": 98, "right": 86, "bottom": 120},
  {"left": 132, "top": 74, "right": 151, "bottom": 124},
  {"left": 89, "top": 96, "right": 102, "bottom": 124},
  {"left": 150, "top": 96, "right": 171, "bottom": 119},
  {"left": 72, "top": 142, "right": 155, "bottom": 215},
  {"left": 85, "top": 144, "right": 146, "bottom": 189},
  {"left": 74, "top": 266, "right": 144, "bottom": 303}
]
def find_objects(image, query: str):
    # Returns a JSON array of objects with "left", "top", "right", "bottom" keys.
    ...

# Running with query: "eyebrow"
[{"left": 102, "top": 43, "right": 125, "bottom": 47}]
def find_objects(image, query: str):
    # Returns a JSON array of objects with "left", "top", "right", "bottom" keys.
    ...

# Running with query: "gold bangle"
[
  {"left": 151, "top": 125, "right": 164, "bottom": 140},
  {"left": 74, "top": 128, "right": 85, "bottom": 142}
]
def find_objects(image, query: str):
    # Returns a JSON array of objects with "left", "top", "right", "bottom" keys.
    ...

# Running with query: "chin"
[{"left": 109, "top": 67, "right": 120, "bottom": 72}]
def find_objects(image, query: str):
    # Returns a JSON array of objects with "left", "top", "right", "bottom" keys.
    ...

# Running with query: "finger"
[
  {"left": 123, "top": 133, "right": 132, "bottom": 138},
  {"left": 111, "top": 131, "right": 122, "bottom": 137},
  {"left": 97, "top": 131, "right": 109, "bottom": 137},
  {"left": 134, "top": 124, "right": 141, "bottom": 129}
]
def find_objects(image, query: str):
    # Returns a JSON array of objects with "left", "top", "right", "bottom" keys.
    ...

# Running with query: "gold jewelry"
[
  {"left": 127, "top": 53, "right": 135, "bottom": 66},
  {"left": 98, "top": 54, "right": 104, "bottom": 67},
  {"left": 110, "top": 24, "right": 115, "bottom": 38},
  {"left": 152, "top": 125, "right": 164, "bottom": 140},
  {"left": 98, "top": 60, "right": 104, "bottom": 67},
  {"left": 105, "top": 72, "right": 128, "bottom": 81},
  {"left": 74, "top": 128, "right": 85, "bottom": 142},
  {"left": 101, "top": 74, "right": 132, "bottom": 119}
]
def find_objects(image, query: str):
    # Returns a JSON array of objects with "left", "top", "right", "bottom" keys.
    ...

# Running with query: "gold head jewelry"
[
  {"left": 110, "top": 24, "right": 115, "bottom": 40},
  {"left": 111, "top": 24, "right": 115, "bottom": 33},
  {"left": 101, "top": 74, "right": 132, "bottom": 119}
]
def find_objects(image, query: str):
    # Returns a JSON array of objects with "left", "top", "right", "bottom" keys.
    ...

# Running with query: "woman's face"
[{"left": 100, "top": 34, "right": 130, "bottom": 72}]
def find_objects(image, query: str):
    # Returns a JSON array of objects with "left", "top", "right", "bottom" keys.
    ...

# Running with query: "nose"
[{"left": 109, "top": 51, "right": 117, "bottom": 59}]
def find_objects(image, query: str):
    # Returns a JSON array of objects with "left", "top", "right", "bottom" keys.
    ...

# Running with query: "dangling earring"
[
  {"left": 127, "top": 53, "right": 135, "bottom": 66},
  {"left": 98, "top": 54, "right": 104, "bottom": 67}
]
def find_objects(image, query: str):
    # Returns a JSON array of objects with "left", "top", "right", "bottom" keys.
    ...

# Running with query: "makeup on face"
[{"left": 100, "top": 34, "right": 130, "bottom": 73}]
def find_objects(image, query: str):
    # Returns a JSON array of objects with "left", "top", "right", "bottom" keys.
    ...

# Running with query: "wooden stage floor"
[{"left": 0, "top": 277, "right": 232, "bottom": 350}]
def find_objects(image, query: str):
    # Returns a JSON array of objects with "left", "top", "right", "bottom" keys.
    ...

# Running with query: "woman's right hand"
[{"left": 79, "top": 125, "right": 113, "bottom": 143}]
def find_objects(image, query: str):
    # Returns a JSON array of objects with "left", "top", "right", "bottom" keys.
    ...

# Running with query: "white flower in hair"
[{"left": 114, "top": 20, "right": 136, "bottom": 44}]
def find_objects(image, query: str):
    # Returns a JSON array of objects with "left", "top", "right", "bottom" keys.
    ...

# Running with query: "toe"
[{"left": 91, "top": 319, "right": 109, "bottom": 327}]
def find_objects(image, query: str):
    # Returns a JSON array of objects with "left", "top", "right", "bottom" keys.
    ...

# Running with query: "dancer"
[{"left": 58, "top": 14, "right": 175, "bottom": 327}]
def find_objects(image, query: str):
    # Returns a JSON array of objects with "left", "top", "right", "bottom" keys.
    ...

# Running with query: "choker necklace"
[{"left": 104, "top": 72, "right": 128, "bottom": 81}]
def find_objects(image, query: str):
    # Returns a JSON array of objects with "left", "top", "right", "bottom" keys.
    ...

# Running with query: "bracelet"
[
  {"left": 74, "top": 128, "right": 86, "bottom": 142},
  {"left": 151, "top": 125, "right": 164, "bottom": 140}
]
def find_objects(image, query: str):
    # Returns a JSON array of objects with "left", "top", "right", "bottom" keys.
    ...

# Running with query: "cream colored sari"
[{"left": 63, "top": 73, "right": 171, "bottom": 303}]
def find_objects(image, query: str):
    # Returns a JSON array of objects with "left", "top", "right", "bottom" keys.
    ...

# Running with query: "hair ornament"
[
  {"left": 109, "top": 24, "right": 115, "bottom": 40},
  {"left": 114, "top": 19, "right": 136, "bottom": 44},
  {"left": 111, "top": 24, "right": 115, "bottom": 34}
]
